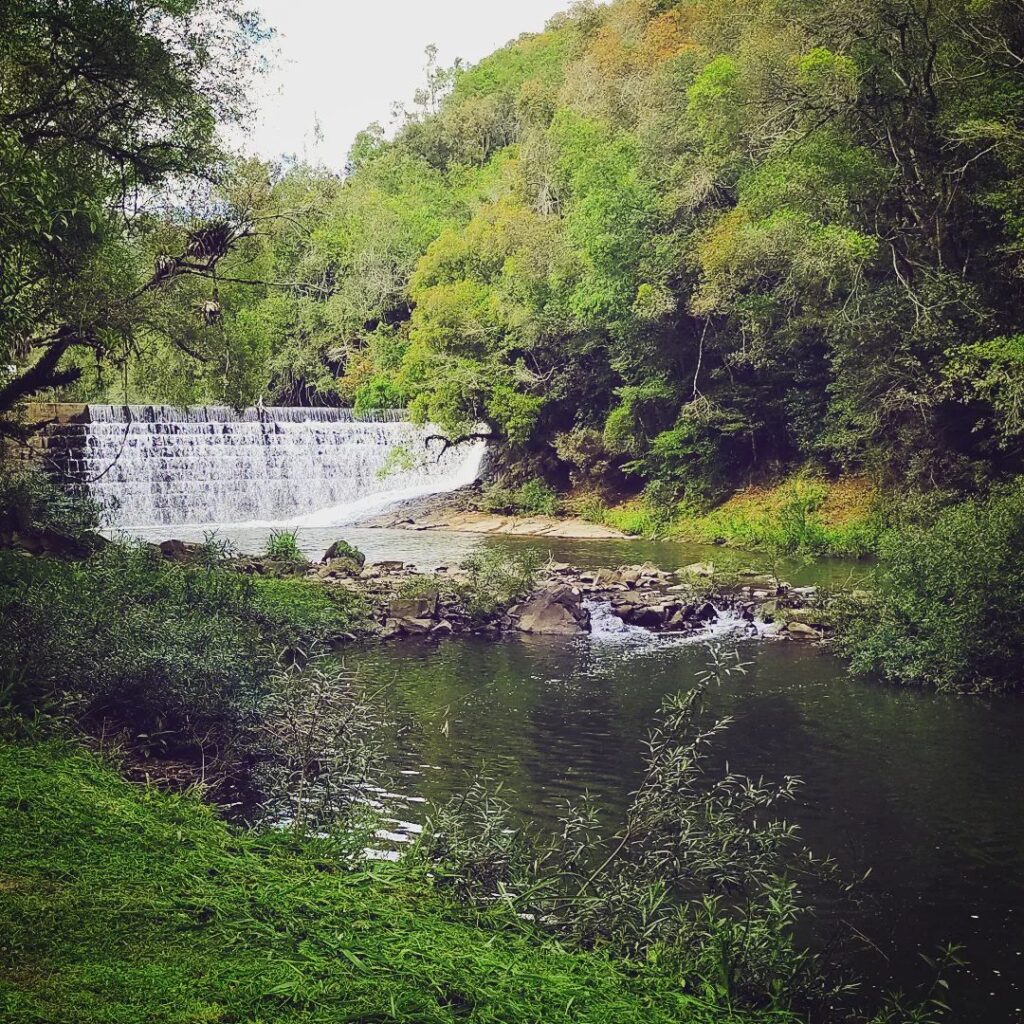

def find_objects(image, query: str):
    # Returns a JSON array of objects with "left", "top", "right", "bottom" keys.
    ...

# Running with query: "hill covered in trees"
[{"left": 15, "top": 0, "right": 1024, "bottom": 517}]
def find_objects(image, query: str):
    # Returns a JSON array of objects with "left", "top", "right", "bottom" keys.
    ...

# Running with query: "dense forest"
[
  {"left": 8, "top": 0, "right": 1023, "bottom": 516},
  {"left": 4, "top": 5, "right": 1024, "bottom": 1022}
]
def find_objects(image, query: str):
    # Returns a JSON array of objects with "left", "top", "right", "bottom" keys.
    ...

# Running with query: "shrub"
[
  {"left": 0, "top": 545, "right": 267, "bottom": 758},
  {"left": 458, "top": 548, "right": 543, "bottom": 618},
  {"left": 553, "top": 427, "right": 611, "bottom": 487},
  {"left": 480, "top": 478, "right": 559, "bottom": 517},
  {"left": 0, "top": 543, "right": 368, "bottom": 759},
  {"left": 400, "top": 549, "right": 543, "bottom": 621},
  {"left": 415, "top": 656, "right": 839, "bottom": 1013},
  {"left": 0, "top": 467, "right": 101, "bottom": 540},
  {"left": 839, "top": 480, "right": 1024, "bottom": 692},
  {"left": 265, "top": 529, "right": 302, "bottom": 560}
]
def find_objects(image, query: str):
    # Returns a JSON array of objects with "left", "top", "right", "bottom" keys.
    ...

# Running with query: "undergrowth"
[
  {"left": 0, "top": 544, "right": 369, "bottom": 761},
  {"left": 398, "top": 548, "right": 543, "bottom": 620},
  {"left": 579, "top": 475, "right": 881, "bottom": 557},
  {"left": 0, "top": 739, "right": 780, "bottom": 1024},
  {"left": 838, "top": 478, "right": 1024, "bottom": 693}
]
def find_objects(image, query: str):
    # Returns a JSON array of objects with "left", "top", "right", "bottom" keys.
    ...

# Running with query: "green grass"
[
  {"left": 580, "top": 476, "right": 882, "bottom": 556},
  {"left": 0, "top": 740, "right": 780, "bottom": 1024},
  {"left": 265, "top": 529, "right": 302, "bottom": 560},
  {"left": 248, "top": 574, "right": 369, "bottom": 642},
  {"left": 668, "top": 476, "right": 881, "bottom": 558}
]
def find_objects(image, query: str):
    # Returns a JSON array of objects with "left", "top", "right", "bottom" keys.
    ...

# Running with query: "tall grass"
[{"left": 0, "top": 739, "right": 769, "bottom": 1024}]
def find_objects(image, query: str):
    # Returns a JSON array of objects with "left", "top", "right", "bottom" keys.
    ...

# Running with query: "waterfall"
[{"left": 45, "top": 405, "right": 484, "bottom": 528}]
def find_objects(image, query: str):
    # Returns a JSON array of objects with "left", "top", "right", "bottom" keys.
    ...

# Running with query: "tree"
[{"left": 0, "top": 0, "right": 267, "bottom": 436}]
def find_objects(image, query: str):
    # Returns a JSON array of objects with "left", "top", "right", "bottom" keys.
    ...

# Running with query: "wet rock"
[
  {"left": 624, "top": 604, "right": 669, "bottom": 628},
  {"left": 781, "top": 607, "right": 833, "bottom": 629},
  {"left": 739, "top": 575, "right": 779, "bottom": 589},
  {"left": 7, "top": 526, "right": 108, "bottom": 559},
  {"left": 784, "top": 621, "right": 821, "bottom": 639},
  {"left": 373, "top": 560, "right": 405, "bottom": 573},
  {"left": 516, "top": 584, "right": 590, "bottom": 635},
  {"left": 639, "top": 561, "right": 670, "bottom": 580},
  {"left": 158, "top": 538, "right": 204, "bottom": 563},
  {"left": 400, "top": 617, "right": 434, "bottom": 635},
  {"left": 431, "top": 619, "right": 454, "bottom": 637},
  {"left": 680, "top": 562, "right": 715, "bottom": 578},
  {"left": 388, "top": 594, "right": 438, "bottom": 620},
  {"left": 618, "top": 566, "right": 642, "bottom": 587},
  {"left": 693, "top": 602, "right": 719, "bottom": 624},
  {"left": 666, "top": 607, "right": 697, "bottom": 630},
  {"left": 318, "top": 557, "right": 363, "bottom": 579},
  {"left": 322, "top": 540, "right": 366, "bottom": 567}
]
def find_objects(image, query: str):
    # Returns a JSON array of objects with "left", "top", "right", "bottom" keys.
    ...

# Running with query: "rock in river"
[{"left": 516, "top": 584, "right": 591, "bottom": 635}]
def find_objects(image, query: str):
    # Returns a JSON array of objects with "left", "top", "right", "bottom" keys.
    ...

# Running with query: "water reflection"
[
  {"left": 353, "top": 634, "right": 1024, "bottom": 1021},
  {"left": 118, "top": 523, "right": 870, "bottom": 588}
]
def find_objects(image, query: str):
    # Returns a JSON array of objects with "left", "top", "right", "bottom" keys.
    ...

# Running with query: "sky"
[{"left": 243, "top": 0, "right": 572, "bottom": 168}]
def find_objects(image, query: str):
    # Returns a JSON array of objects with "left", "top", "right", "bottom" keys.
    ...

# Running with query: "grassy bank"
[
  {"left": 575, "top": 475, "right": 881, "bottom": 558},
  {"left": 0, "top": 739, "right": 783, "bottom": 1024}
]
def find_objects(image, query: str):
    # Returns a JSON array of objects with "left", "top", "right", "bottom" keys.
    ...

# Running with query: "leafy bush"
[
  {"left": 458, "top": 548, "right": 543, "bottom": 618},
  {"left": 0, "top": 543, "right": 368, "bottom": 759},
  {"left": 415, "top": 656, "right": 839, "bottom": 1013},
  {"left": 839, "top": 481, "right": 1024, "bottom": 692},
  {"left": 397, "top": 549, "right": 543, "bottom": 621},
  {"left": 0, "top": 468, "right": 101, "bottom": 539},
  {"left": 265, "top": 529, "right": 301, "bottom": 560},
  {"left": 553, "top": 427, "right": 612, "bottom": 487},
  {"left": 480, "top": 478, "right": 559, "bottom": 516}
]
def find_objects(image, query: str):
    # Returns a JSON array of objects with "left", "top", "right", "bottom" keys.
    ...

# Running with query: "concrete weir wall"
[
  {"left": 22, "top": 403, "right": 93, "bottom": 425},
  {"left": 15, "top": 403, "right": 485, "bottom": 528}
]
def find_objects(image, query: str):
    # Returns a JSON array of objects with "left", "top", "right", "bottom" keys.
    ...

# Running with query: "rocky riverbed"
[{"left": 152, "top": 537, "right": 837, "bottom": 644}]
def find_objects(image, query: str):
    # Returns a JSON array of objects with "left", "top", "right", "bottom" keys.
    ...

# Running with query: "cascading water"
[{"left": 51, "top": 405, "right": 484, "bottom": 528}]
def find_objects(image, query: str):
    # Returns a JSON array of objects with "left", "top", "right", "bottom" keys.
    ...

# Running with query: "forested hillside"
[{"left": 18, "top": 0, "right": 1024, "bottom": 511}]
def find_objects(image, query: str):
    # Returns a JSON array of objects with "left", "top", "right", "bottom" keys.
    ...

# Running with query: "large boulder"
[
  {"left": 321, "top": 539, "right": 366, "bottom": 568},
  {"left": 516, "top": 584, "right": 590, "bottom": 635},
  {"left": 158, "top": 538, "right": 204, "bottom": 563},
  {"left": 783, "top": 620, "right": 821, "bottom": 639},
  {"left": 388, "top": 593, "right": 439, "bottom": 621}
]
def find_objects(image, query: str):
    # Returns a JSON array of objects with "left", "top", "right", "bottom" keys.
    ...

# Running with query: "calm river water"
[{"left": 128, "top": 524, "right": 1024, "bottom": 1021}]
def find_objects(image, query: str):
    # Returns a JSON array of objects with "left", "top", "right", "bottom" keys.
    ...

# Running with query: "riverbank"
[
  {"left": 354, "top": 475, "right": 881, "bottom": 557},
  {"left": 355, "top": 486, "right": 632, "bottom": 538},
  {"left": 0, "top": 739, "right": 774, "bottom": 1024}
]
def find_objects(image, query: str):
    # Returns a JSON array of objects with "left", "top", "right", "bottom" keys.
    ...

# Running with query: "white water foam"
[{"left": 584, "top": 600, "right": 779, "bottom": 645}]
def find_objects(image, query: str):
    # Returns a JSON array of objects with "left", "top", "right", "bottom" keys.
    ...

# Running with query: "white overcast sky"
[{"left": 242, "top": 0, "right": 572, "bottom": 168}]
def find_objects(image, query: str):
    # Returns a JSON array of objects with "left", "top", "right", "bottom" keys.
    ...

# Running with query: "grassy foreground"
[{"left": 0, "top": 740, "right": 779, "bottom": 1024}]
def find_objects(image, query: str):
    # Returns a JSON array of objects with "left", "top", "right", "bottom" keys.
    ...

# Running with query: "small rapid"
[{"left": 584, "top": 599, "right": 778, "bottom": 644}]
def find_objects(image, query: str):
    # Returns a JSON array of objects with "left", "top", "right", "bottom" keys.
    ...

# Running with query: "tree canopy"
[{"left": 10, "top": 0, "right": 1024, "bottom": 504}]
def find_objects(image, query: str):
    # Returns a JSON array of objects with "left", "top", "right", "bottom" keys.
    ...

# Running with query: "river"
[{"left": 124, "top": 523, "right": 1024, "bottom": 1021}]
